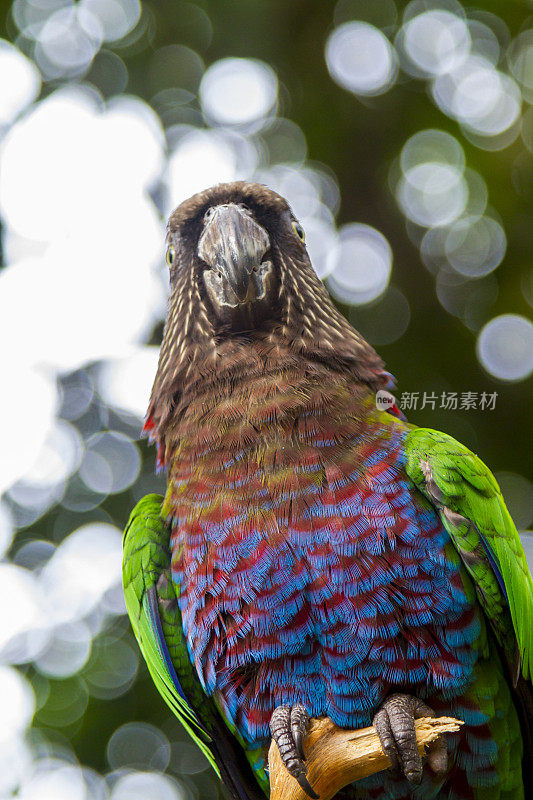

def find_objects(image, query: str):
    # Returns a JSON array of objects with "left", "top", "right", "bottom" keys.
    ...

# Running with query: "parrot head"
[
  {"left": 164, "top": 181, "right": 307, "bottom": 332},
  {"left": 146, "top": 181, "right": 386, "bottom": 445}
]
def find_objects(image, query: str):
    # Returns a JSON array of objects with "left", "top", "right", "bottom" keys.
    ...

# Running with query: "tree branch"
[{"left": 268, "top": 716, "right": 463, "bottom": 800}]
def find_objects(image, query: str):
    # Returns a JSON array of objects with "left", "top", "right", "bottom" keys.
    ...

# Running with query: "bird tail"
[
  {"left": 512, "top": 674, "right": 533, "bottom": 792},
  {"left": 499, "top": 637, "right": 533, "bottom": 792},
  {"left": 208, "top": 716, "right": 267, "bottom": 800}
]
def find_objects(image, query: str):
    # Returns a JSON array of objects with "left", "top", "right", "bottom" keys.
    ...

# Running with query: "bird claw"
[
  {"left": 373, "top": 693, "right": 448, "bottom": 784},
  {"left": 270, "top": 704, "right": 319, "bottom": 799}
]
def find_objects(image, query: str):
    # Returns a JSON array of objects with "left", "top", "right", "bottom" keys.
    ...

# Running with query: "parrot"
[{"left": 122, "top": 181, "right": 533, "bottom": 800}]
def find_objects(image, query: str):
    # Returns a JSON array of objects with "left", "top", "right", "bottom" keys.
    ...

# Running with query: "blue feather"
[{"left": 145, "top": 585, "right": 205, "bottom": 728}]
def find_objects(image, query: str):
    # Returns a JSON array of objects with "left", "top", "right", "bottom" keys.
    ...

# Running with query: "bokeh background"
[{"left": 0, "top": 0, "right": 532, "bottom": 798}]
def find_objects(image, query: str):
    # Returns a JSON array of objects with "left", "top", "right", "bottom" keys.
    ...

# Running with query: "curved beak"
[{"left": 198, "top": 204, "right": 272, "bottom": 310}]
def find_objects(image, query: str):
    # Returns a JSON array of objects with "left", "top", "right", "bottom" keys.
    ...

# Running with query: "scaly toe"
[
  {"left": 373, "top": 693, "right": 437, "bottom": 784},
  {"left": 270, "top": 704, "right": 318, "bottom": 799}
]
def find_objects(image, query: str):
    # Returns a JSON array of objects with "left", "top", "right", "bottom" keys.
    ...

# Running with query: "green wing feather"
[
  {"left": 405, "top": 427, "right": 533, "bottom": 681},
  {"left": 122, "top": 494, "right": 268, "bottom": 800},
  {"left": 122, "top": 494, "right": 218, "bottom": 769}
]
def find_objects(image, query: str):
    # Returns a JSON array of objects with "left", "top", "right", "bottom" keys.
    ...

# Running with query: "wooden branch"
[{"left": 268, "top": 716, "right": 463, "bottom": 800}]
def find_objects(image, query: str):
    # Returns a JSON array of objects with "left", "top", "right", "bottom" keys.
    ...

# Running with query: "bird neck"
[{"left": 146, "top": 338, "right": 385, "bottom": 470}]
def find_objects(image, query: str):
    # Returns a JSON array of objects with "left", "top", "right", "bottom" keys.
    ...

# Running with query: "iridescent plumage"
[{"left": 123, "top": 182, "right": 533, "bottom": 799}]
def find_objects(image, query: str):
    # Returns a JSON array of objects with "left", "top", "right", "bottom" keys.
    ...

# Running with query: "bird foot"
[
  {"left": 373, "top": 693, "right": 448, "bottom": 784},
  {"left": 270, "top": 704, "right": 319, "bottom": 799}
]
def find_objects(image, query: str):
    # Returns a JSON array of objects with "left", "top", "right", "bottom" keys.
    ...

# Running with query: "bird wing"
[
  {"left": 405, "top": 427, "right": 533, "bottom": 682},
  {"left": 122, "top": 494, "right": 214, "bottom": 754},
  {"left": 122, "top": 494, "right": 267, "bottom": 800}
]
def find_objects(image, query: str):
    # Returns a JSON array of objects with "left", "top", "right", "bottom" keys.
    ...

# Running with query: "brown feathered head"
[{"left": 145, "top": 181, "right": 388, "bottom": 445}]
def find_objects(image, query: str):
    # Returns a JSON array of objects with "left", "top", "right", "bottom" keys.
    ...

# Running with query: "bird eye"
[
  {"left": 166, "top": 246, "right": 176, "bottom": 267},
  {"left": 292, "top": 221, "right": 305, "bottom": 243}
]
